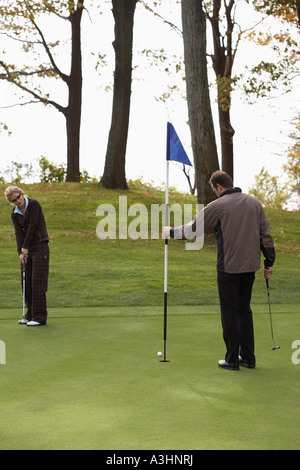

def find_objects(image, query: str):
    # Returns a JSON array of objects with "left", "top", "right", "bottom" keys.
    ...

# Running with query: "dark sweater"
[{"left": 11, "top": 198, "right": 49, "bottom": 254}]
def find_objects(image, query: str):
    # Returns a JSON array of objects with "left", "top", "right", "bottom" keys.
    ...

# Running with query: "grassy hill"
[
  {"left": 0, "top": 182, "right": 299, "bottom": 451},
  {"left": 0, "top": 182, "right": 299, "bottom": 310}
]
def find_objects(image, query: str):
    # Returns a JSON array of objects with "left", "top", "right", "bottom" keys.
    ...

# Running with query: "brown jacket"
[{"left": 171, "top": 188, "right": 275, "bottom": 274}]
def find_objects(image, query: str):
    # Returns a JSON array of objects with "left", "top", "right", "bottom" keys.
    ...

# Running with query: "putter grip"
[{"left": 266, "top": 278, "right": 269, "bottom": 289}]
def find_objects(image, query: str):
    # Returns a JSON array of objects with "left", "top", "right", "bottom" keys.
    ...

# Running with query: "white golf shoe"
[{"left": 27, "top": 320, "right": 42, "bottom": 326}]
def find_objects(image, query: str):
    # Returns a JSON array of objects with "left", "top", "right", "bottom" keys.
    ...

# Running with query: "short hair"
[
  {"left": 4, "top": 186, "right": 24, "bottom": 205},
  {"left": 209, "top": 171, "right": 233, "bottom": 189}
]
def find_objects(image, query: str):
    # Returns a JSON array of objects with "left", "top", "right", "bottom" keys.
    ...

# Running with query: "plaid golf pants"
[{"left": 21, "top": 242, "right": 49, "bottom": 325}]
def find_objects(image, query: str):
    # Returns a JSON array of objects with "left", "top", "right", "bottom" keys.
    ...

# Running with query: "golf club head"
[{"left": 272, "top": 345, "right": 280, "bottom": 350}]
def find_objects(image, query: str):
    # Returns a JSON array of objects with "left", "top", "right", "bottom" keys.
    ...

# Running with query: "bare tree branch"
[
  {"left": 0, "top": 60, "right": 66, "bottom": 114},
  {"left": 139, "top": 0, "right": 182, "bottom": 36},
  {"left": 30, "top": 18, "right": 70, "bottom": 83},
  {"left": 0, "top": 66, "right": 57, "bottom": 79},
  {"left": 0, "top": 31, "right": 42, "bottom": 45},
  {"left": 0, "top": 100, "right": 41, "bottom": 109}
]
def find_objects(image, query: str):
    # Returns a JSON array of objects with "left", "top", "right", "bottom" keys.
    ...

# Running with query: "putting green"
[{"left": 0, "top": 305, "right": 299, "bottom": 450}]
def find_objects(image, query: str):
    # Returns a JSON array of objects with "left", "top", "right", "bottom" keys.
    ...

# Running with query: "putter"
[
  {"left": 266, "top": 278, "right": 280, "bottom": 350},
  {"left": 22, "top": 261, "right": 26, "bottom": 318}
]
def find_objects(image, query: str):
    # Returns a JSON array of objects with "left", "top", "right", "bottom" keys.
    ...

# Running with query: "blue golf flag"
[{"left": 166, "top": 122, "right": 192, "bottom": 166}]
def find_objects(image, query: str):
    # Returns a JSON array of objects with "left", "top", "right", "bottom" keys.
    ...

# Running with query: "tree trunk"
[
  {"left": 101, "top": 0, "right": 138, "bottom": 190},
  {"left": 218, "top": 106, "right": 234, "bottom": 178},
  {"left": 182, "top": 0, "right": 219, "bottom": 205},
  {"left": 65, "top": 5, "right": 83, "bottom": 182},
  {"left": 210, "top": 0, "right": 235, "bottom": 181}
]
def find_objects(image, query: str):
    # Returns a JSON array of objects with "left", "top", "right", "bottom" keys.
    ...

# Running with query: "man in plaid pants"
[{"left": 5, "top": 186, "right": 50, "bottom": 326}]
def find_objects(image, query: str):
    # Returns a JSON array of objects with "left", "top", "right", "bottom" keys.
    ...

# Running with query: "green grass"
[
  {"left": 0, "top": 183, "right": 299, "bottom": 308},
  {"left": 0, "top": 306, "right": 300, "bottom": 450},
  {"left": 0, "top": 183, "right": 299, "bottom": 450}
]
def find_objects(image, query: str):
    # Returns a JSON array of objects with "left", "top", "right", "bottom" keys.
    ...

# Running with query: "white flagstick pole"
[{"left": 163, "top": 159, "right": 170, "bottom": 362}]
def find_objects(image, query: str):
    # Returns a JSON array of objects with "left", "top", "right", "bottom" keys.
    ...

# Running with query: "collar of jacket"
[
  {"left": 13, "top": 197, "right": 29, "bottom": 215},
  {"left": 219, "top": 187, "right": 242, "bottom": 198}
]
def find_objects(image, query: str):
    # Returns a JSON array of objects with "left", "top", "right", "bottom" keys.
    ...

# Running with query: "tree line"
[{"left": 0, "top": 0, "right": 299, "bottom": 204}]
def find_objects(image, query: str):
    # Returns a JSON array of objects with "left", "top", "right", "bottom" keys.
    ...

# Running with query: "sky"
[{"left": 1, "top": 1, "right": 299, "bottom": 198}]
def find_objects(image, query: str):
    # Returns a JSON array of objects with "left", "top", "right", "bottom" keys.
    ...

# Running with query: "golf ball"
[{"left": 157, "top": 351, "right": 163, "bottom": 357}]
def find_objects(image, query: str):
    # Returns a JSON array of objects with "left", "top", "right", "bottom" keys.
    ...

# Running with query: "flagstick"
[
  {"left": 162, "top": 160, "right": 170, "bottom": 362},
  {"left": 161, "top": 122, "right": 191, "bottom": 363}
]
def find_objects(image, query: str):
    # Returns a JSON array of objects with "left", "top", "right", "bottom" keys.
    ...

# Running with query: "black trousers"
[
  {"left": 217, "top": 271, "right": 255, "bottom": 364},
  {"left": 21, "top": 242, "right": 49, "bottom": 325}
]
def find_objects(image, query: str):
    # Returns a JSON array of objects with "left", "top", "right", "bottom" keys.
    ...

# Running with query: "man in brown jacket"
[
  {"left": 5, "top": 186, "right": 50, "bottom": 326},
  {"left": 163, "top": 171, "right": 275, "bottom": 370}
]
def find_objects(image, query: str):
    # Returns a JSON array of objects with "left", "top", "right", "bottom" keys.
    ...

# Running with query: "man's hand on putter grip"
[
  {"left": 264, "top": 266, "right": 273, "bottom": 279},
  {"left": 162, "top": 226, "right": 172, "bottom": 239}
]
